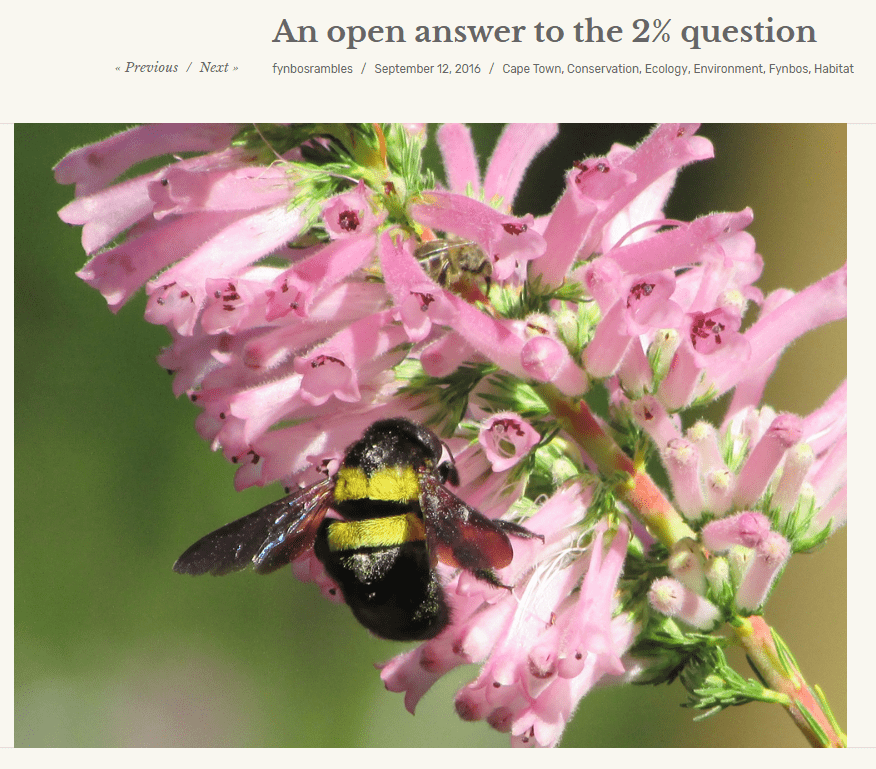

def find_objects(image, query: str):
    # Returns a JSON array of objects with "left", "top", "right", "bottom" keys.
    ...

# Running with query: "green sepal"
[
  {"left": 395, "top": 359, "right": 496, "bottom": 435},
  {"left": 680, "top": 645, "right": 790, "bottom": 717}
]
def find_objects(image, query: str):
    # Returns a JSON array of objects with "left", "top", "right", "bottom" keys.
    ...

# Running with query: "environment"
[{"left": 15, "top": 124, "right": 846, "bottom": 747}]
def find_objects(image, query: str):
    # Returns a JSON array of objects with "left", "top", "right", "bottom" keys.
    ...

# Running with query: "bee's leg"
[
  {"left": 495, "top": 519, "right": 544, "bottom": 542},
  {"left": 437, "top": 260, "right": 450, "bottom": 286},
  {"left": 471, "top": 568, "right": 513, "bottom": 591}
]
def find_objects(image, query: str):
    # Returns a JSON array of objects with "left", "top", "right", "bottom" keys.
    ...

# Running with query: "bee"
[
  {"left": 174, "top": 418, "right": 541, "bottom": 641},
  {"left": 415, "top": 238, "right": 492, "bottom": 297}
]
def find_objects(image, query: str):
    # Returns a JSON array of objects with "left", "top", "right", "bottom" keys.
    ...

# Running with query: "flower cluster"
[{"left": 57, "top": 123, "right": 846, "bottom": 747}]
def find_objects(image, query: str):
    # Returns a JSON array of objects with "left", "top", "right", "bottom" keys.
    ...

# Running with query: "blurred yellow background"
[{"left": 15, "top": 124, "right": 846, "bottom": 747}]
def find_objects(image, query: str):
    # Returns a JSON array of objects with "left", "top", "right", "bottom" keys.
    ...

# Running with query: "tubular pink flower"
[
  {"left": 442, "top": 292, "right": 586, "bottom": 396},
  {"left": 378, "top": 645, "right": 453, "bottom": 717},
  {"left": 802, "top": 381, "right": 847, "bottom": 456},
  {"left": 321, "top": 180, "right": 386, "bottom": 238},
  {"left": 772, "top": 443, "right": 816, "bottom": 519},
  {"left": 723, "top": 405, "right": 778, "bottom": 455},
  {"left": 554, "top": 524, "right": 629, "bottom": 679},
  {"left": 224, "top": 375, "right": 309, "bottom": 448},
  {"left": 509, "top": 613, "right": 639, "bottom": 747},
  {"left": 662, "top": 438, "right": 705, "bottom": 520},
  {"left": 53, "top": 123, "right": 243, "bottom": 195},
  {"left": 704, "top": 469, "right": 735, "bottom": 516},
  {"left": 627, "top": 394, "right": 682, "bottom": 449},
  {"left": 532, "top": 123, "right": 714, "bottom": 287},
  {"left": 76, "top": 210, "right": 247, "bottom": 312},
  {"left": 520, "top": 336, "right": 583, "bottom": 392},
  {"left": 295, "top": 352, "right": 361, "bottom": 406},
  {"left": 451, "top": 521, "right": 634, "bottom": 749},
  {"left": 59, "top": 170, "right": 167, "bottom": 255},
  {"left": 419, "top": 332, "right": 476, "bottom": 377},
  {"left": 478, "top": 413, "right": 540, "bottom": 472},
  {"left": 436, "top": 123, "right": 481, "bottom": 196},
  {"left": 157, "top": 329, "right": 230, "bottom": 398},
  {"left": 582, "top": 268, "right": 683, "bottom": 380},
  {"left": 621, "top": 271, "right": 684, "bottom": 334},
  {"left": 655, "top": 358, "right": 695, "bottom": 413},
  {"left": 201, "top": 276, "right": 268, "bottom": 335},
  {"left": 246, "top": 284, "right": 388, "bottom": 371},
  {"left": 145, "top": 205, "right": 308, "bottom": 335},
  {"left": 686, "top": 421, "right": 726, "bottom": 475},
  {"left": 264, "top": 236, "right": 378, "bottom": 321},
  {"left": 725, "top": 288, "right": 794, "bottom": 416},
  {"left": 380, "top": 485, "right": 590, "bottom": 708},
  {"left": 449, "top": 442, "right": 528, "bottom": 518},
  {"left": 448, "top": 593, "right": 521, "bottom": 664},
  {"left": 206, "top": 323, "right": 406, "bottom": 454},
  {"left": 668, "top": 540, "right": 708, "bottom": 595},
  {"left": 412, "top": 192, "right": 546, "bottom": 281},
  {"left": 702, "top": 511, "right": 772, "bottom": 552},
  {"left": 581, "top": 303, "right": 632, "bottom": 378},
  {"left": 291, "top": 309, "right": 407, "bottom": 406},
  {"left": 483, "top": 124, "right": 559, "bottom": 207},
  {"left": 658, "top": 307, "right": 751, "bottom": 410},
  {"left": 150, "top": 163, "right": 294, "bottom": 219},
  {"left": 536, "top": 176, "right": 598, "bottom": 288},
  {"left": 711, "top": 265, "right": 847, "bottom": 395},
  {"left": 734, "top": 413, "right": 803, "bottom": 508},
  {"left": 608, "top": 209, "right": 756, "bottom": 275},
  {"left": 686, "top": 307, "right": 749, "bottom": 363},
  {"left": 648, "top": 577, "right": 721, "bottom": 629},
  {"left": 615, "top": 342, "right": 653, "bottom": 397},
  {"left": 379, "top": 485, "right": 637, "bottom": 744},
  {"left": 736, "top": 532, "right": 791, "bottom": 612},
  {"left": 809, "top": 434, "right": 847, "bottom": 507},
  {"left": 378, "top": 231, "right": 456, "bottom": 342}
]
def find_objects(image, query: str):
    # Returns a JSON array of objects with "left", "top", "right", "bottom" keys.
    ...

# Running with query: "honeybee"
[{"left": 415, "top": 238, "right": 492, "bottom": 297}]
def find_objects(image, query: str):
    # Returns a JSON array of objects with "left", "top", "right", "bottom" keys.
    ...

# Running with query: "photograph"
[{"left": 15, "top": 123, "right": 846, "bottom": 747}]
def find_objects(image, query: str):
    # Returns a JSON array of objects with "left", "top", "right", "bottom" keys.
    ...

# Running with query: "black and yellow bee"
[{"left": 174, "top": 418, "right": 540, "bottom": 641}]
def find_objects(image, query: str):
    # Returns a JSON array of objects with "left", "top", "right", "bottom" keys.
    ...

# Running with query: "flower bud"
[
  {"left": 735, "top": 532, "right": 791, "bottom": 612},
  {"left": 648, "top": 577, "right": 721, "bottom": 629}
]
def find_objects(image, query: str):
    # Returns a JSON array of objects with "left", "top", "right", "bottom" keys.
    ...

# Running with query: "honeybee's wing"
[
  {"left": 173, "top": 478, "right": 335, "bottom": 577},
  {"left": 418, "top": 473, "right": 519, "bottom": 586}
]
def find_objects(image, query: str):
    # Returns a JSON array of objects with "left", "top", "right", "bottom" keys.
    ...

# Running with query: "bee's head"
[{"left": 436, "top": 452, "right": 460, "bottom": 486}]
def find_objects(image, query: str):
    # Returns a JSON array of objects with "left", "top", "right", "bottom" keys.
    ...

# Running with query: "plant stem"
[
  {"left": 539, "top": 387, "right": 696, "bottom": 548},
  {"left": 731, "top": 615, "right": 846, "bottom": 747},
  {"left": 542, "top": 388, "right": 846, "bottom": 747}
]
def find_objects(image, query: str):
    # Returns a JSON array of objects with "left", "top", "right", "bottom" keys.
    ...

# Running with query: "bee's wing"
[
  {"left": 418, "top": 473, "right": 516, "bottom": 584},
  {"left": 173, "top": 478, "right": 335, "bottom": 576}
]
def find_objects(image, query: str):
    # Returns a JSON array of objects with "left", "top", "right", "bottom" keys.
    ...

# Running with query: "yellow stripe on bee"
[
  {"left": 334, "top": 465, "right": 420, "bottom": 503},
  {"left": 326, "top": 513, "right": 426, "bottom": 551}
]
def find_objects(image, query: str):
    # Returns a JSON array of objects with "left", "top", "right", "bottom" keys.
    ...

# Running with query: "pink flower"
[
  {"left": 478, "top": 413, "right": 540, "bottom": 472},
  {"left": 380, "top": 490, "right": 634, "bottom": 748},
  {"left": 58, "top": 124, "right": 847, "bottom": 747},
  {"left": 736, "top": 532, "right": 792, "bottom": 612},
  {"left": 703, "top": 511, "right": 772, "bottom": 551},
  {"left": 648, "top": 577, "right": 721, "bottom": 630},
  {"left": 412, "top": 192, "right": 546, "bottom": 281},
  {"left": 322, "top": 180, "right": 386, "bottom": 238}
]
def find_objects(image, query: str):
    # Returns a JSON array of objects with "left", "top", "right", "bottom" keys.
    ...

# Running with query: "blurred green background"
[{"left": 15, "top": 124, "right": 846, "bottom": 747}]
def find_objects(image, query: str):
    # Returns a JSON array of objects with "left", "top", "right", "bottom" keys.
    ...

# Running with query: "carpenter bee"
[
  {"left": 174, "top": 418, "right": 540, "bottom": 641},
  {"left": 415, "top": 238, "right": 492, "bottom": 298}
]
